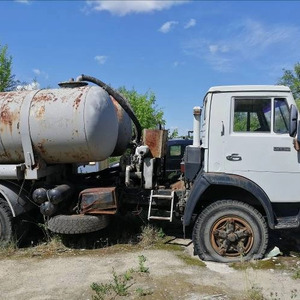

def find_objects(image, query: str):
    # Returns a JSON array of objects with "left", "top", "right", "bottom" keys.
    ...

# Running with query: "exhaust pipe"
[{"left": 193, "top": 106, "right": 201, "bottom": 147}]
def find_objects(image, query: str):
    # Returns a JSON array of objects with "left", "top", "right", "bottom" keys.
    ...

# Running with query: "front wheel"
[{"left": 193, "top": 200, "right": 268, "bottom": 262}]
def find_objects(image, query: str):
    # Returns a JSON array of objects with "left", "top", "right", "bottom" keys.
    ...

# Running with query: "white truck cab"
[
  {"left": 206, "top": 85, "right": 296, "bottom": 203},
  {"left": 183, "top": 85, "right": 300, "bottom": 262}
]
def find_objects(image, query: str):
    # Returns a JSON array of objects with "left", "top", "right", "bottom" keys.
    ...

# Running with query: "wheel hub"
[{"left": 211, "top": 216, "right": 254, "bottom": 257}]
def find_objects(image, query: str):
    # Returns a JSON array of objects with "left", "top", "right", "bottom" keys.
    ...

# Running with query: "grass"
[
  {"left": 246, "top": 285, "right": 265, "bottom": 300},
  {"left": 0, "top": 235, "right": 75, "bottom": 259},
  {"left": 292, "top": 269, "right": 300, "bottom": 280},
  {"left": 138, "top": 225, "right": 165, "bottom": 248},
  {"left": 176, "top": 253, "right": 206, "bottom": 267},
  {"left": 138, "top": 255, "right": 149, "bottom": 273},
  {"left": 91, "top": 269, "right": 134, "bottom": 299},
  {"left": 90, "top": 255, "right": 150, "bottom": 299},
  {"left": 231, "top": 258, "right": 286, "bottom": 271}
]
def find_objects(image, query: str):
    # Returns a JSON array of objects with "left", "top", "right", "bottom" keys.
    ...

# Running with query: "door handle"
[{"left": 226, "top": 153, "right": 242, "bottom": 161}]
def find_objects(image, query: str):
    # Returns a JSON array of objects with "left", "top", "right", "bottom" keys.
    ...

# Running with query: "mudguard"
[
  {"left": 183, "top": 172, "right": 275, "bottom": 229},
  {"left": 0, "top": 180, "right": 34, "bottom": 217}
]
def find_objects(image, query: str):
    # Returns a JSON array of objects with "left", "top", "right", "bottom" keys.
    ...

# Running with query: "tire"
[
  {"left": 0, "top": 199, "right": 13, "bottom": 246},
  {"left": 192, "top": 200, "right": 268, "bottom": 263},
  {"left": 47, "top": 214, "right": 110, "bottom": 234}
]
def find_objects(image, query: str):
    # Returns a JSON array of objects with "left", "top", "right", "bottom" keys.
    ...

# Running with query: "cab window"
[
  {"left": 233, "top": 98, "right": 271, "bottom": 132},
  {"left": 274, "top": 98, "right": 289, "bottom": 134},
  {"left": 169, "top": 145, "right": 181, "bottom": 157}
]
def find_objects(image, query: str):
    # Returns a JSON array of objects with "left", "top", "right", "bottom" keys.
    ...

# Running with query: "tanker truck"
[{"left": 0, "top": 76, "right": 300, "bottom": 263}]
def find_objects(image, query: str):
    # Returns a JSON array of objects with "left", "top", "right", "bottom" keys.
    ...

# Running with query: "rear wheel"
[
  {"left": 0, "top": 199, "right": 13, "bottom": 246},
  {"left": 193, "top": 200, "right": 268, "bottom": 262}
]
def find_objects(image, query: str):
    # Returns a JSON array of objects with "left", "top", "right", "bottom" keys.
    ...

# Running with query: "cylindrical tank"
[
  {"left": 0, "top": 86, "right": 132, "bottom": 164},
  {"left": 32, "top": 187, "right": 48, "bottom": 204}
]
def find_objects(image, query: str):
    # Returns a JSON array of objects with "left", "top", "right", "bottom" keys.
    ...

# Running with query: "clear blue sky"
[{"left": 1, "top": 0, "right": 300, "bottom": 135}]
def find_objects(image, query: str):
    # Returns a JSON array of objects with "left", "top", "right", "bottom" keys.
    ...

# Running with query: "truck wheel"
[
  {"left": 47, "top": 214, "right": 110, "bottom": 234},
  {"left": 0, "top": 199, "right": 13, "bottom": 246},
  {"left": 193, "top": 200, "right": 268, "bottom": 262}
]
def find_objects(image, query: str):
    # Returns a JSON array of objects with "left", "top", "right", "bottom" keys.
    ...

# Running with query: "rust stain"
[
  {"left": 14, "top": 150, "right": 23, "bottom": 161},
  {"left": 79, "top": 187, "right": 117, "bottom": 215},
  {"left": 35, "top": 139, "right": 47, "bottom": 156},
  {"left": 36, "top": 106, "right": 45, "bottom": 119},
  {"left": 73, "top": 93, "right": 83, "bottom": 109},
  {"left": 111, "top": 97, "right": 123, "bottom": 121},
  {"left": 33, "top": 93, "right": 53, "bottom": 102},
  {"left": 0, "top": 105, "right": 18, "bottom": 135},
  {"left": 143, "top": 129, "right": 168, "bottom": 158}
]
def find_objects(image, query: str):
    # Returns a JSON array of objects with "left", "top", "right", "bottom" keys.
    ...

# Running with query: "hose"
[{"left": 76, "top": 74, "right": 142, "bottom": 143}]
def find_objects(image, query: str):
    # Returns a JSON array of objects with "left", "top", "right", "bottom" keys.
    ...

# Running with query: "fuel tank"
[{"left": 0, "top": 85, "right": 132, "bottom": 164}]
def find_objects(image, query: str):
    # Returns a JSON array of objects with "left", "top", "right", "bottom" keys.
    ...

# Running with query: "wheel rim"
[{"left": 210, "top": 216, "right": 254, "bottom": 257}]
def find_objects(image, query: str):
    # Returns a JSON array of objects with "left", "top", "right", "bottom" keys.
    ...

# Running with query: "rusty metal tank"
[
  {"left": 111, "top": 96, "right": 132, "bottom": 156},
  {"left": 0, "top": 85, "right": 132, "bottom": 164}
]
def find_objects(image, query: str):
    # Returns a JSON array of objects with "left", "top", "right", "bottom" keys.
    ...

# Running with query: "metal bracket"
[{"left": 20, "top": 90, "right": 40, "bottom": 169}]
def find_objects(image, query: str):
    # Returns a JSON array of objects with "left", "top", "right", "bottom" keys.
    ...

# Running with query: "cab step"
[{"left": 148, "top": 190, "right": 175, "bottom": 222}]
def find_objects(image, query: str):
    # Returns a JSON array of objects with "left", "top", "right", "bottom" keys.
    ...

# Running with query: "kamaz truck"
[{"left": 0, "top": 75, "right": 299, "bottom": 262}]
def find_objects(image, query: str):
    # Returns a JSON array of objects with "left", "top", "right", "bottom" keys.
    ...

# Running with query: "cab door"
[{"left": 224, "top": 95, "right": 300, "bottom": 203}]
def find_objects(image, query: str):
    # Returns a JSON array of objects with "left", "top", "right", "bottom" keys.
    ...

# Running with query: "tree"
[
  {"left": 118, "top": 87, "right": 165, "bottom": 130},
  {"left": 168, "top": 128, "right": 179, "bottom": 139},
  {"left": 0, "top": 44, "right": 18, "bottom": 92},
  {"left": 278, "top": 62, "right": 300, "bottom": 107}
]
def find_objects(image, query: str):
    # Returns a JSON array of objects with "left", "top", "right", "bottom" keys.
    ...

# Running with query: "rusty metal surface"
[
  {"left": 143, "top": 129, "right": 168, "bottom": 158},
  {"left": 0, "top": 86, "right": 120, "bottom": 164},
  {"left": 111, "top": 97, "right": 132, "bottom": 156},
  {"left": 211, "top": 216, "right": 254, "bottom": 257},
  {"left": 80, "top": 187, "right": 117, "bottom": 215},
  {"left": 0, "top": 91, "right": 31, "bottom": 163}
]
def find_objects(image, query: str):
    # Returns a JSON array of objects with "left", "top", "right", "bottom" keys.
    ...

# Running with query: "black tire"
[
  {"left": 0, "top": 199, "right": 13, "bottom": 246},
  {"left": 193, "top": 200, "right": 268, "bottom": 263},
  {"left": 47, "top": 214, "right": 110, "bottom": 234}
]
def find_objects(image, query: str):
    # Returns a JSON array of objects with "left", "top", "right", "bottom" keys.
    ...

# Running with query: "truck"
[{"left": 0, "top": 75, "right": 299, "bottom": 263}]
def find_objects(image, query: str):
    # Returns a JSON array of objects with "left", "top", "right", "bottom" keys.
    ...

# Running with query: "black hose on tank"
[{"left": 76, "top": 74, "right": 142, "bottom": 144}]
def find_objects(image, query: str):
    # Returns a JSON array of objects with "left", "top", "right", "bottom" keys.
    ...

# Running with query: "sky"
[{"left": 1, "top": 0, "right": 300, "bottom": 135}]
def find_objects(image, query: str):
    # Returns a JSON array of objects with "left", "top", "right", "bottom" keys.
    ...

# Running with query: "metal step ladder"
[{"left": 148, "top": 190, "right": 175, "bottom": 222}]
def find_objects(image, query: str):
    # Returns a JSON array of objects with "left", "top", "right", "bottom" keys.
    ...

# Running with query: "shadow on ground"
[{"left": 20, "top": 211, "right": 300, "bottom": 257}]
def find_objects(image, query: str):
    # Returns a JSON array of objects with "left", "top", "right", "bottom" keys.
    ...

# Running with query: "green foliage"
[
  {"left": 234, "top": 112, "right": 260, "bottom": 132},
  {"left": 169, "top": 128, "right": 179, "bottom": 139},
  {"left": 139, "top": 225, "right": 165, "bottom": 247},
  {"left": 0, "top": 44, "right": 15, "bottom": 92},
  {"left": 246, "top": 285, "right": 265, "bottom": 300},
  {"left": 90, "top": 256, "right": 150, "bottom": 299},
  {"left": 123, "top": 269, "right": 134, "bottom": 281},
  {"left": 118, "top": 87, "right": 165, "bottom": 130},
  {"left": 90, "top": 282, "right": 112, "bottom": 300},
  {"left": 278, "top": 62, "right": 300, "bottom": 108},
  {"left": 111, "top": 269, "right": 131, "bottom": 296},
  {"left": 90, "top": 269, "right": 133, "bottom": 299},
  {"left": 176, "top": 253, "right": 206, "bottom": 267},
  {"left": 138, "top": 255, "right": 149, "bottom": 273},
  {"left": 292, "top": 269, "right": 300, "bottom": 280}
]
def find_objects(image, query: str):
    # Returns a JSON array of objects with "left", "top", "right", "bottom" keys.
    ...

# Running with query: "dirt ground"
[{"left": 0, "top": 220, "right": 300, "bottom": 300}]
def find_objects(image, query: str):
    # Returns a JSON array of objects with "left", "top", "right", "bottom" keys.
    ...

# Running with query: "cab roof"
[{"left": 208, "top": 85, "right": 291, "bottom": 93}]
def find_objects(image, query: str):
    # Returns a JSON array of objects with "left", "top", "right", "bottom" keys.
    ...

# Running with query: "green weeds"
[
  {"left": 91, "top": 255, "right": 150, "bottom": 299},
  {"left": 138, "top": 255, "right": 149, "bottom": 273},
  {"left": 176, "top": 253, "right": 206, "bottom": 267},
  {"left": 292, "top": 269, "right": 300, "bottom": 280}
]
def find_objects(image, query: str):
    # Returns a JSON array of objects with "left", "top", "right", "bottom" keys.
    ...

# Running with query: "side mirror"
[{"left": 289, "top": 104, "right": 298, "bottom": 137}]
